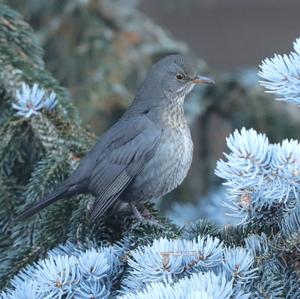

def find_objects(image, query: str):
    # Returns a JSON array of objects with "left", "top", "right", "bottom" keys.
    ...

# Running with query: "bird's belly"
[{"left": 123, "top": 128, "right": 193, "bottom": 202}]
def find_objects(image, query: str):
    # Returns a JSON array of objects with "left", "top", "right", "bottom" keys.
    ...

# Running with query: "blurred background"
[
  {"left": 141, "top": 0, "right": 300, "bottom": 70},
  {"left": 6, "top": 0, "right": 300, "bottom": 224}
]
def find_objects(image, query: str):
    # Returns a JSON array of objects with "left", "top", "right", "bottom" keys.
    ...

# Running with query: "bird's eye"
[{"left": 176, "top": 73, "right": 184, "bottom": 80}]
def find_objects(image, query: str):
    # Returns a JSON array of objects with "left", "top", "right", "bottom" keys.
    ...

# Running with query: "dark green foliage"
[
  {"left": 0, "top": 6, "right": 182, "bottom": 289},
  {"left": 0, "top": 3, "right": 93, "bottom": 287}
]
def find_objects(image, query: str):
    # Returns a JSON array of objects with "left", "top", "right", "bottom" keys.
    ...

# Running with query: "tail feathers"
[
  {"left": 91, "top": 193, "right": 122, "bottom": 223},
  {"left": 15, "top": 185, "right": 69, "bottom": 221}
]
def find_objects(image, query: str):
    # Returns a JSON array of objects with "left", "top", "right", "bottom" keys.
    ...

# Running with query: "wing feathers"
[
  {"left": 91, "top": 170, "right": 131, "bottom": 221},
  {"left": 90, "top": 124, "right": 162, "bottom": 222}
]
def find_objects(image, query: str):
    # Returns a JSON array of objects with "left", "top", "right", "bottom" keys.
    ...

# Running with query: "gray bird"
[{"left": 16, "top": 54, "right": 214, "bottom": 223}]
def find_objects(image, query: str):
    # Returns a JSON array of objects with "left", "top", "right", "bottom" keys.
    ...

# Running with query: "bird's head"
[{"left": 137, "top": 54, "right": 214, "bottom": 106}]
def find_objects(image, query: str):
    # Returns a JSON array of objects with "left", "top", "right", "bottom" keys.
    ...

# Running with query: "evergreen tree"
[
  {"left": 1, "top": 3, "right": 300, "bottom": 298},
  {"left": 0, "top": 3, "right": 177, "bottom": 291}
]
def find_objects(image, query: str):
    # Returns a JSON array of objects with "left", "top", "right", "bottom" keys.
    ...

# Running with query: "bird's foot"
[{"left": 129, "top": 203, "right": 163, "bottom": 228}]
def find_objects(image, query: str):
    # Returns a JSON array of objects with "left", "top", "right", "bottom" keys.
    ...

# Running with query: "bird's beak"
[{"left": 192, "top": 75, "right": 215, "bottom": 85}]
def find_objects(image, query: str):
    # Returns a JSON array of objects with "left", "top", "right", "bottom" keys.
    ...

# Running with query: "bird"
[{"left": 15, "top": 54, "right": 214, "bottom": 223}]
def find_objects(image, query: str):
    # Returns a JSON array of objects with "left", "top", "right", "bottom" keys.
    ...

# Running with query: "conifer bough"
[{"left": 1, "top": 2, "right": 300, "bottom": 298}]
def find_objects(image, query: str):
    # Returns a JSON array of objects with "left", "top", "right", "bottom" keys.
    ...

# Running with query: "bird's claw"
[{"left": 129, "top": 202, "right": 164, "bottom": 228}]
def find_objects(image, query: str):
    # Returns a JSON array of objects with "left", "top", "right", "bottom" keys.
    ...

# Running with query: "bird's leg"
[
  {"left": 139, "top": 205, "right": 152, "bottom": 219},
  {"left": 129, "top": 202, "right": 146, "bottom": 221},
  {"left": 129, "top": 202, "right": 163, "bottom": 228}
]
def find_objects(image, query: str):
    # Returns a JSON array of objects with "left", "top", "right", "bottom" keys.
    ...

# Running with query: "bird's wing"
[{"left": 89, "top": 116, "right": 162, "bottom": 221}]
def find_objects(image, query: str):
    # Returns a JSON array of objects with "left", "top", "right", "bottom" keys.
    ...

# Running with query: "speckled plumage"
[
  {"left": 16, "top": 54, "right": 213, "bottom": 222},
  {"left": 124, "top": 124, "right": 193, "bottom": 203}
]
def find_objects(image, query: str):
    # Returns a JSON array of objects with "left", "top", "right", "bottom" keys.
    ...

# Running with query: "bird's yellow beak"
[{"left": 192, "top": 75, "right": 215, "bottom": 84}]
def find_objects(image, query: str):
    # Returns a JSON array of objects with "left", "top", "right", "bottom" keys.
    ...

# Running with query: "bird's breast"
[{"left": 124, "top": 126, "right": 193, "bottom": 202}]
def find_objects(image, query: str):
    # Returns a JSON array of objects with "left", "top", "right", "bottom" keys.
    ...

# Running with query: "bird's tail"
[{"left": 15, "top": 184, "right": 70, "bottom": 221}]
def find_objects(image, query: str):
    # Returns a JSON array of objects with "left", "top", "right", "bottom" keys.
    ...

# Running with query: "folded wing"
[{"left": 89, "top": 116, "right": 162, "bottom": 222}]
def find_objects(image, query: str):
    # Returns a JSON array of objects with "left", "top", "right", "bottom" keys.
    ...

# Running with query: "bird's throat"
[{"left": 156, "top": 100, "right": 187, "bottom": 129}]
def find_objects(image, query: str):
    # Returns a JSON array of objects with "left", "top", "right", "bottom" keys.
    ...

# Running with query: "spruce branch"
[
  {"left": 119, "top": 272, "right": 238, "bottom": 299},
  {"left": 12, "top": 83, "right": 57, "bottom": 118},
  {"left": 122, "top": 236, "right": 223, "bottom": 292},
  {"left": 1, "top": 244, "right": 119, "bottom": 299},
  {"left": 222, "top": 247, "right": 257, "bottom": 282},
  {"left": 259, "top": 37, "right": 300, "bottom": 105},
  {"left": 216, "top": 127, "right": 300, "bottom": 224}
]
